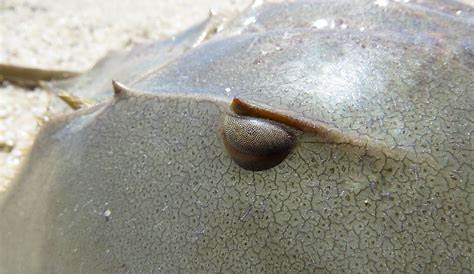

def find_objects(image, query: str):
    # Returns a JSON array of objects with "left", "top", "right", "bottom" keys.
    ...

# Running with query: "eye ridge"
[
  {"left": 227, "top": 97, "right": 412, "bottom": 169},
  {"left": 221, "top": 114, "right": 296, "bottom": 171}
]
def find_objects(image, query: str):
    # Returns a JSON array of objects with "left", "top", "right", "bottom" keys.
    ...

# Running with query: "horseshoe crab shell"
[{"left": 1, "top": 1, "right": 472, "bottom": 273}]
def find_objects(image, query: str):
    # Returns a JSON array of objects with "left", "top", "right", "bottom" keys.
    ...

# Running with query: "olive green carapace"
[{"left": 1, "top": 0, "right": 473, "bottom": 273}]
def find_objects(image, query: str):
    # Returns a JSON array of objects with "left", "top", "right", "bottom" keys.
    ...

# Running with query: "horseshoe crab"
[{"left": 0, "top": 0, "right": 473, "bottom": 273}]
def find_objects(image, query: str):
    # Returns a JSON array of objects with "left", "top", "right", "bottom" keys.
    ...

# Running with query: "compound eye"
[{"left": 221, "top": 114, "right": 296, "bottom": 171}]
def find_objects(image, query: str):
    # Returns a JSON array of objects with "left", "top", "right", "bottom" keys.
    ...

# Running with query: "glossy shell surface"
[{"left": 0, "top": 1, "right": 473, "bottom": 273}]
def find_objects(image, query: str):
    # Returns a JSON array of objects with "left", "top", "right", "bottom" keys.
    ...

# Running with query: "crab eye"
[{"left": 221, "top": 114, "right": 296, "bottom": 171}]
